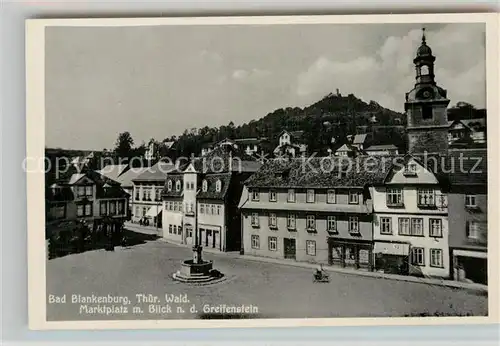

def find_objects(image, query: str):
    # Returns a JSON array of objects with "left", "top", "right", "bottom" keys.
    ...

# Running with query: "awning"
[
  {"left": 145, "top": 206, "right": 162, "bottom": 217},
  {"left": 373, "top": 242, "right": 409, "bottom": 256}
]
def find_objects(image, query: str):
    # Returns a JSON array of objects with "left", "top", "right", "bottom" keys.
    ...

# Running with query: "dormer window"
[
  {"left": 404, "top": 163, "right": 417, "bottom": 176},
  {"left": 202, "top": 180, "right": 208, "bottom": 192},
  {"left": 251, "top": 189, "right": 259, "bottom": 201},
  {"left": 215, "top": 180, "right": 222, "bottom": 193},
  {"left": 175, "top": 181, "right": 181, "bottom": 192},
  {"left": 167, "top": 180, "right": 172, "bottom": 191}
]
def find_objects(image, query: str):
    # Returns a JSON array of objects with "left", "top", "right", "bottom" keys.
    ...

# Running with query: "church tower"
[{"left": 405, "top": 28, "right": 450, "bottom": 154}]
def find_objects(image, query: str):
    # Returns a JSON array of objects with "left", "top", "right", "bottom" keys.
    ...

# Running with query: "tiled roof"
[
  {"left": 244, "top": 156, "right": 392, "bottom": 189},
  {"left": 197, "top": 173, "right": 232, "bottom": 200},
  {"left": 446, "top": 149, "right": 487, "bottom": 185},
  {"left": 162, "top": 174, "right": 184, "bottom": 198},
  {"left": 133, "top": 161, "right": 176, "bottom": 182}
]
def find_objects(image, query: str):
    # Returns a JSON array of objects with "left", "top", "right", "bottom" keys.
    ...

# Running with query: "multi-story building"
[
  {"left": 131, "top": 161, "right": 175, "bottom": 227},
  {"left": 448, "top": 148, "right": 487, "bottom": 284},
  {"left": 273, "top": 130, "right": 307, "bottom": 158},
  {"left": 162, "top": 146, "right": 261, "bottom": 251},
  {"left": 239, "top": 156, "right": 391, "bottom": 270},
  {"left": 234, "top": 138, "right": 265, "bottom": 156},
  {"left": 46, "top": 164, "right": 129, "bottom": 235},
  {"left": 370, "top": 155, "right": 450, "bottom": 278}
]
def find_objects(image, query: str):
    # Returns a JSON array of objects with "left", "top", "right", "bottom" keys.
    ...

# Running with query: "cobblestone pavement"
[{"left": 46, "top": 238, "right": 488, "bottom": 321}]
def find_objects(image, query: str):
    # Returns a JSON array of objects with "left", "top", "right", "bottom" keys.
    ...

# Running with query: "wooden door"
[{"left": 284, "top": 238, "right": 296, "bottom": 259}]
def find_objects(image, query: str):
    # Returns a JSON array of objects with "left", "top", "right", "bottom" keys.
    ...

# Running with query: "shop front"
[
  {"left": 198, "top": 225, "right": 222, "bottom": 250},
  {"left": 452, "top": 249, "right": 487, "bottom": 285},
  {"left": 373, "top": 241, "right": 410, "bottom": 275},
  {"left": 328, "top": 238, "right": 373, "bottom": 271}
]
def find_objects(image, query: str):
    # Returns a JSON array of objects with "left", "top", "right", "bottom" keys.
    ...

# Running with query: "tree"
[{"left": 114, "top": 132, "right": 134, "bottom": 160}]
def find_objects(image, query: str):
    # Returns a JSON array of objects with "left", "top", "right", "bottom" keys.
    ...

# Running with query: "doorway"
[{"left": 284, "top": 238, "right": 296, "bottom": 259}]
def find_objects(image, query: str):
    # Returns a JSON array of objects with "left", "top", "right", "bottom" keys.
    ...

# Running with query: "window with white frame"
[
  {"left": 411, "top": 247, "right": 425, "bottom": 266},
  {"left": 84, "top": 203, "right": 92, "bottom": 216},
  {"left": 429, "top": 219, "right": 442, "bottom": 237},
  {"left": 306, "top": 189, "right": 315, "bottom": 203},
  {"left": 380, "top": 217, "right": 392, "bottom": 234},
  {"left": 269, "top": 190, "right": 277, "bottom": 202},
  {"left": 251, "top": 189, "right": 259, "bottom": 201},
  {"left": 465, "top": 194, "right": 477, "bottom": 208},
  {"left": 202, "top": 180, "right": 208, "bottom": 192},
  {"left": 85, "top": 186, "right": 93, "bottom": 197},
  {"left": 386, "top": 188, "right": 403, "bottom": 206},
  {"left": 349, "top": 191, "right": 359, "bottom": 204},
  {"left": 175, "top": 181, "right": 181, "bottom": 191},
  {"left": 210, "top": 204, "right": 215, "bottom": 215},
  {"left": 76, "top": 186, "right": 86, "bottom": 197},
  {"left": 327, "top": 216, "right": 336, "bottom": 232},
  {"left": 287, "top": 214, "right": 296, "bottom": 229},
  {"left": 306, "top": 240, "right": 316, "bottom": 256},
  {"left": 269, "top": 213, "right": 277, "bottom": 228},
  {"left": 430, "top": 248, "right": 443, "bottom": 268},
  {"left": 251, "top": 213, "right": 259, "bottom": 227},
  {"left": 216, "top": 205, "right": 221, "bottom": 215},
  {"left": 135, "top": 188, "right": 140, "bottom": 200},
  {"left": 349, "top": 216, "right": 359, "bottom": 233},
  {"left": 404, "top": 163, "right": 417, "bottom": 175},
  {"left": 467, "top": 221, "right": 482, "bottom": 240},
  {"left": 417, "top": 189, "right": 435, "bottom": 206},
  {"left": 200, "top": 204, "right": 204, "bottom": 214},
  {"left": 251, "top": 235, "right": 260, "bottom": 249},
  {"left": 169, "top": 225, "right": 173, "bottom": 234},
  {"left": 411, "top": 218, "right": 424, "bottom": 236},
  {"left": 287, "top": 189, "right": 295, "bottom": 202},
  {"left": 327, "top": 189, "right": 336, "bottom": 204},
  {"left": 306, "top": 215, "right": 316, "bottom": 230},
  {"left": 167, "top": 180, "right": 172, "bottom": 191},
  {"left": 155, "top": 189, "right": 161, "bottom": 201},
  {"left": 268, "top": 236, "right": 277, "bottom": 251},
  {"left": 215, "top": 180, "right": 222, "bottom": 192},
  {"left": 398, "top": 217, "right": 410, "bottom": 235}
]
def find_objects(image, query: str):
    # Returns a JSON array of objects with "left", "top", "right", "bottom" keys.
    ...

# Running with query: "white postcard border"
[{"left": 26, "top": 13, "right": 500, "bottom": 330}]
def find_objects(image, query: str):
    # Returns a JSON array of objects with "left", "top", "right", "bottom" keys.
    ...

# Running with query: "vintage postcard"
[{"left": 26, "top": 14, "right": 499, "bottom": 330}]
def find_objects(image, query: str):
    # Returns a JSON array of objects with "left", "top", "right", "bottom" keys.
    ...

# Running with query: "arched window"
[
  {"left": 167, "top": 180, "right": 172, "bottom": 191},
  {"left": 202, "top": 180, "right": 208, "bottom": 192},
  {"left": 420, "top": 65, "right": 429, "bottom": 76},
  {"left": 215, "top": 179, "right": 222, "bottom": 193},
  {"left": 175, "top": 180, "right": 181, "bottom": 191}
]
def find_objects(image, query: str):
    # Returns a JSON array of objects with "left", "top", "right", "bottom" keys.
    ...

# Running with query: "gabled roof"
[
  {"left": 99, "top": 164, "right": 129, "bottom": 182},
  {"left": 353, "top": 134, "right": 368, "bottom": 145},
  {"left": 336, "top": 144, "right": 354, "bottom": 152},
  {"left": 117, "top": 167, "right": 150, "bottom": 188},
  {"left": 279, "top": 130, "right": 304, "bottom": 140}
]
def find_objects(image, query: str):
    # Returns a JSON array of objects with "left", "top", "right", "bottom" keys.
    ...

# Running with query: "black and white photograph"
[{"left": 25, "top": 14, "right": 498, "bottom": 329}]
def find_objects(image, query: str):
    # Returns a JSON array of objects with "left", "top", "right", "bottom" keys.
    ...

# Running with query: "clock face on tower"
[{"left": 417, "top": 88, "right": 434, "bottom": 100}]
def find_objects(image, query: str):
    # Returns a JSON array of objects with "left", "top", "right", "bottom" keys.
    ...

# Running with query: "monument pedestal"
[{"left": 173, "top": 245, "right": 221, "bottom": 283}]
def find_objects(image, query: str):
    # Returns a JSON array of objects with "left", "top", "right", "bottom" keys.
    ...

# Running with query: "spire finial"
[{"left": 422, "top": 27, "right": 426, "bottom": 44}]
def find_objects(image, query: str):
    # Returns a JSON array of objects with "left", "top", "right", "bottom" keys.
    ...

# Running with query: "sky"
[{"left": 45, "top": 22, "right": 486, "bottom": 151}]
